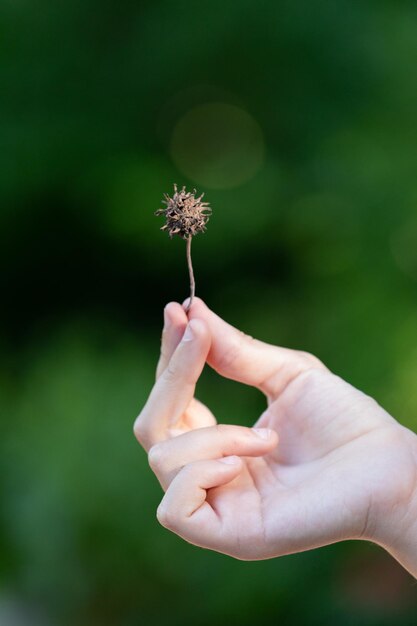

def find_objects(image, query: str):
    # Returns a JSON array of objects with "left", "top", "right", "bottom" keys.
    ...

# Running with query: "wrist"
[{"left": 367, "top": 425, "right": 417, "bottom": 577}]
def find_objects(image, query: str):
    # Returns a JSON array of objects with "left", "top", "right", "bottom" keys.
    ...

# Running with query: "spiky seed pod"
[
  {"left": 155, "top": 184, "right": 211, "bottom": 311},
  {"left": 155, "top": 184, "right": 211, "bottom": 239}
]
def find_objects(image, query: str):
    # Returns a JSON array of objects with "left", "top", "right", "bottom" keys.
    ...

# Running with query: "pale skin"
[{"left": 134, "top": 298, "right": 417, "bottom": 577}]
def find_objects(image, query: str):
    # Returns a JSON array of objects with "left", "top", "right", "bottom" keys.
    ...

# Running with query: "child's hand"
[{"left": 134, "top": 299, "right": 417, "bottom": 575}]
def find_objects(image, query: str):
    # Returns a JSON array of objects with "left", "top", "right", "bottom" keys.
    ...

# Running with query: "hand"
[{"left": 134, "top": 299, "right": 417, "bottom": 574}]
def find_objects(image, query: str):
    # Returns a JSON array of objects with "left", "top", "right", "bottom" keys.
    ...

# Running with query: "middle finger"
[{"left": 148, "top": 424, "right": 278, "bottom": 490}]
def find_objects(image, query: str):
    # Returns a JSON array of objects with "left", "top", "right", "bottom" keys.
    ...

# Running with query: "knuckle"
[
  {"left": 242, "top": 425, "right": 255, "bottom": 437},
  {"left": 212, "top": 423, "right": 247, "bottom": 452},
  {"left": 148, "top": 443, "right": 165, "bottom": 471},
  {"left": 293, "top": 366, "right": 326, "bottom": 394},
  {"left": 214, "top": 423, "right": 228, "bottom": 436},
  {"left": 298, "top": 350, "right": 324, "bottom": 369},
  {"left": 297, "top": 349, "right": 314, "bottom": 363},
  {"left": 156, "top": 503, "right": 176, "bottom": 529},
  {"left": 133, "top": 417, "right": 148, "bottom": 445},
  {"left": 214, "top": 423, "right": 248, "bottom": 442},
  {"left": 214, "top": 423, "right": 241, "bottom": 448}
]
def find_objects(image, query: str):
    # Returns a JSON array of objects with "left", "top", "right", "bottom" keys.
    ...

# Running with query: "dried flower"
[
  {"left": 155, "top": 184, "right": 211, "bottom": 311},
  {"left": 155, "top": 184, "right": 211, "bottom": 239}
]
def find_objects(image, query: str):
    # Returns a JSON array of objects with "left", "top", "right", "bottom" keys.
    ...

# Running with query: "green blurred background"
[{"left": 1, "top": 1, "right": 417, "bottom": 624}]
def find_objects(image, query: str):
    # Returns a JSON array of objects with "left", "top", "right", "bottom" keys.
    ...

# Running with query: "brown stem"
[{"left": 185, "top": 235, "right": 195, "bottom": 312}]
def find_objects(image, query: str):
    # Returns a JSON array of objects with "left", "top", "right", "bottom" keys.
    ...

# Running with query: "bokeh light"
[{"left": 170, "top": 102, "right": 265, "bottom": 189}]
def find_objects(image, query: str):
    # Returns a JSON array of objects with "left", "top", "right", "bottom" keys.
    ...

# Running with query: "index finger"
[{"left": 186, "top": 298, "right": 327, "bottom": 401}]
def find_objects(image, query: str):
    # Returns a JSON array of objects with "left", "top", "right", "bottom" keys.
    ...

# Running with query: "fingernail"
[
  {"left": 252, "top": 428, "right": 272, "bottom": 440},
  {"left": 182, "top": 297, "right": 191, "bottom": 311},
  {"left": 219, "top": 455, "right": 240, "bottom": 465},
  {"left": 182, "top": 323, "right": 194, "bottom": 342}
]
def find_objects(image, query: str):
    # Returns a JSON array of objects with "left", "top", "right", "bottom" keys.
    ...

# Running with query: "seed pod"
[
  {"left": 155, "top": 184, "right": 211, "bottom": 239},
  {"left": 155, "top": 184, "right": 211, "bottom": 311}
]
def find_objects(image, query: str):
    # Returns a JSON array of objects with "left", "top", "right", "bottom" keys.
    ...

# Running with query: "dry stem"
[{"left": 185, "top": 236, "right": 195, "bottom": 312}]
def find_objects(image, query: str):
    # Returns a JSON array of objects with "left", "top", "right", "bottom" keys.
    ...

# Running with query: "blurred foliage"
[{"left": 1, "top": 0, "right": 417, "bottom": 624}]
